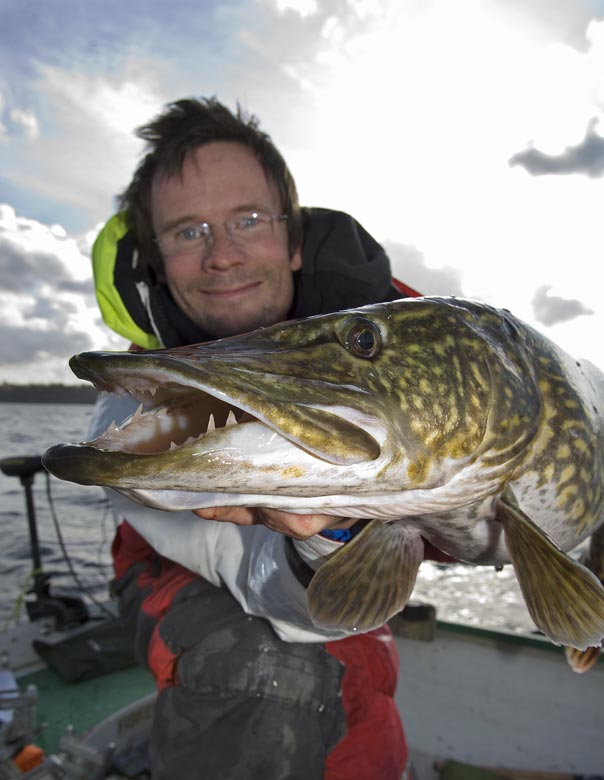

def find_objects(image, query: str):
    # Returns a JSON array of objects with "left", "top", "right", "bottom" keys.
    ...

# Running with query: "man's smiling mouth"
[{"left": 201, "top": 281, "right": 262, "bottom": 297}]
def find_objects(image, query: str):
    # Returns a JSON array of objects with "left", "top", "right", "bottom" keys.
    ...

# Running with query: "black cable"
[{"left": 44, "top": 471, "right": 115, "bottom": 619}]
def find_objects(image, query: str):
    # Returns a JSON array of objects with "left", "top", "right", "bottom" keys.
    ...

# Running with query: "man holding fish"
[
  {"left": 83, "top": 97, "right": 425, "bottom": 779},
  {"left": 45, "top": 92, "right": 604, "bottom": 774}
]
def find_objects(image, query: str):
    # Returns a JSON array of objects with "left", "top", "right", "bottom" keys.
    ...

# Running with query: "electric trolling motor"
[{"left": 0, "top": 455, "right": 88, "bottom": 629}]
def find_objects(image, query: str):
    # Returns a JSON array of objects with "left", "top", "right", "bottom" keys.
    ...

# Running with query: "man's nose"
[{"left": 201, "top": 224, "right": 244, "bottom": 270}]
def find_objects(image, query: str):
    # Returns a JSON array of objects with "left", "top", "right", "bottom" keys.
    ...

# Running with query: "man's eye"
[
  {"left": 178, "top": 226, "right": 203, "bottom": 242},
  {"left": 235, "top": 214, "right": 261, "bottom": 231}
]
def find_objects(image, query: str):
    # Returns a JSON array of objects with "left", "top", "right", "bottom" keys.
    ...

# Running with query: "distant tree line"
[{"left": 0, "top": 383, "right": 97, "bottom": 404}]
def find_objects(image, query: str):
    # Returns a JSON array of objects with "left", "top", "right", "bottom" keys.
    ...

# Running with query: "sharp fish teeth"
[
  {"left": 226, "top": 410, "right": 238, "bottom": 427},
  {"left": 99, "top": 420, "right": 119, "bottom": 436},
  {"left": 207, "top": 413, "right": 216, "bottom": 433}
]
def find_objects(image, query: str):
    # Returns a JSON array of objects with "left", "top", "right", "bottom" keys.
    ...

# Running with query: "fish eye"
[{"left": 344, "top": 317, "right": 382, "bottom": 359}]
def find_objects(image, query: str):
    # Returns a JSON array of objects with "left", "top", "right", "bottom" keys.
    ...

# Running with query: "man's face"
[{"left": 151, "top": 141, "right": 302, "bottom": 338}]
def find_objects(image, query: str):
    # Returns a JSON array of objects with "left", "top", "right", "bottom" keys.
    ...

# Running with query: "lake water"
[
  {"left": 0, "top": 403, "right": 115, "bottom": 626},
  {"left": 0, "top": 402, "right": 537, "bottom": 634}
]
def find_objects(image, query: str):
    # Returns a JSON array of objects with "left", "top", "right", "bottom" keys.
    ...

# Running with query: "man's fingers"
[
  {"left": 193, "top": 506, "right": 256, "bottom": 525},
  {"left": 257, "top": 510, "right": 331, "bottom": 539},
  {"left": 193, "top": 507, "right": 356, "bottom": 540}
]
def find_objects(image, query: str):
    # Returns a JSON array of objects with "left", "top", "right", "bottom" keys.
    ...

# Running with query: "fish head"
[{"left": 42, "top": 297, "right": 541, "bottom": 512}]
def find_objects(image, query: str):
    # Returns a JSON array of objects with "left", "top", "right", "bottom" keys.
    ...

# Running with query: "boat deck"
[{"left": 18, "top": 664, "right": 155, "bottom": 754}]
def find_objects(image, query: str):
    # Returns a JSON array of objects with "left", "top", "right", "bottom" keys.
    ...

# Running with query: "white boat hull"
[{"left": 394, "top": 620, "right": 603, "bottom": 778}]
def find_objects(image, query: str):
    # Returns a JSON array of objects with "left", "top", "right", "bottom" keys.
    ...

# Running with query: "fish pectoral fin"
[
  {"left": 497, "top": 492, "right": 604, "bottom": 651},
  {"left": 306, "top": 520, "right": 424, "bottom": 632}
]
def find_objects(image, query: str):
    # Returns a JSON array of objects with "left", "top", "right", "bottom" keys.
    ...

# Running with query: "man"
[{"left": 90, "top": 97, "right": 418, "bottom": 779}]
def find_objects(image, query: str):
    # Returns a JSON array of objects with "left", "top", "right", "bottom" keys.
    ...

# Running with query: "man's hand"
[{"left": 192, "top": 506, "right": 356, "bottom": 540}]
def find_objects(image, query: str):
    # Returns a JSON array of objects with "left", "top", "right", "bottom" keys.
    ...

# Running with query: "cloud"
[
  {"left": 531, "top": 285, "right": 594, "bottom": 326},
  {"left": 8, "top": 108, "right": 39, "bottom": 140},
  {"left": 0, "top": 205, "right": 126, "bottom": 382},
  {"left": 492, "top": 0, "right": 602, "bottom": 51},
  {"left": 509, "top": 118, "right": 604, "bottom": 177},
  {"left": 273, "top": 0, "right": 318, "bottom": 16},
  {"left": 0, "top": 1, "right": 181, "bottom": 230},
  {"left": 383, "top": 242, "right": 465, "bottom": 298},
  {"left": 0, "top": 238, "right": 71, "bottom": 293},
  {"left": 0, "top": 205, "right": 94, "bottom": 287},
  {"left": 0, "top": 64, "right": 161, "bottom": 225},
  {"left": 0, "top": 321, "right": 93, "bottom": 365}
]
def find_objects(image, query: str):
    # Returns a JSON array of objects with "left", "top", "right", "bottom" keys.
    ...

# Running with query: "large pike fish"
[{"left": 43, "top": 297, "right": 604, "bottom": 651}]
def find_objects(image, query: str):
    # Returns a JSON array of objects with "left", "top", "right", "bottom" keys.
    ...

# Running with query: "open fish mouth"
[
  {"left": 89, "top": 388, "right": 257, "bottom": 456},
  {"left": 83, "top": 356, "right": 382, "bottom": 461}
]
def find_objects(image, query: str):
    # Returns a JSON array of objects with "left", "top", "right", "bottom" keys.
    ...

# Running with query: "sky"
[{"left": 1, "top": 0, "right": 604, "bottom": 384}]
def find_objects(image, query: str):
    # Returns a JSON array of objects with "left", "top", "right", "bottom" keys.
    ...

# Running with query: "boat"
[{"left": 1, "top": 455, "right": 603, "bottom": 779}]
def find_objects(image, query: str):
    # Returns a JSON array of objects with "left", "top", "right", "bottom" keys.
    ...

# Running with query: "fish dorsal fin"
[
  {"left": 497, "top": 489, "right": 604, "bottom": 650},
  {"left": 306, "top": 520, "right": 424, "bottom": 632}
]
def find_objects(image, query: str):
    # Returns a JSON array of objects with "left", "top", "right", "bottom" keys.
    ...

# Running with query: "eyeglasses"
[{"left": 154, "top": 211, "right": 288, "bottom": 257}]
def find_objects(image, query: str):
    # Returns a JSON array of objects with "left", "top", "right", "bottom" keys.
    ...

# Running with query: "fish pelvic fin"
[
  {"left": 498, "top": 490, "right": 604, "bottom": 651},
  {"left": 306, "top": 520, "right": 424, "bottom": 632}
]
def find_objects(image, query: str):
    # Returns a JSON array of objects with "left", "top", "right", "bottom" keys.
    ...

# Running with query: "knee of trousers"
[
  {"left": 159, "top": 580, "right": 346, "bottom": 716},
  {"left": 111, "top": 562, "right": 156, "bottom": 668}
]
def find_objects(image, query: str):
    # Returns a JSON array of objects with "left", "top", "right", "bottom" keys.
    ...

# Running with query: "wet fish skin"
[{"left": 42, "top": 297, "right": 604, "bottom": 650}]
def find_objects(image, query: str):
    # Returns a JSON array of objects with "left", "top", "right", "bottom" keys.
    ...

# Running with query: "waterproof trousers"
[{"left": 112, "top": 521, "right": 408, "bottom": 780}]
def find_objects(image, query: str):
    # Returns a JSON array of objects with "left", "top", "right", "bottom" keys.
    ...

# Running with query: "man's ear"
[{"left": 290, "top": 246, "right": 302, "bottom": 271}]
